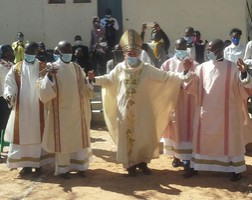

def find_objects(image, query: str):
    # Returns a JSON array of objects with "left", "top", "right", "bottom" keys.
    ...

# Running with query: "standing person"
[
  {"left": 106, "top": 44, "right": 151, "bottom": 74},
  {"left": 193, "top": 30, "right": 207, "bottom": 64},
  {"left": 37, "top": 41, "right": 93, "bottom": 179},
  {"left": 12, "top": 32, "right": 25, "bottom": 64},
  {"left": 90, "top": 16, "right": 107, "bottom": 75},
  {"left": 141, "top": 22, "right": 170, "bottom": 68},
  {"left": 183, "top": 27, "right": 205, "bottom": 64},
  {"left": 89, "top": 29, "right": 193, "bottom": 176},
  {"left": 36, "top": 42, "right": 54, "bottom": 63},
  {"left": 73, "top": 47, "right": 92, "bottom": 74},
  {"left": 72, "top": 35, "right": 90, "bottom": 64},
  {"left": 100, "top": 8, "right": 119, "bottom": 51},
  {"left": 53, "top": 46, "right": 60, "bottom": 62},
  {"left": 224, "top": 28, "right": 245, "bottom": 63},
  {"left": 186, "top": 39, "right": 252, "bottom": 181},
  {"left": 0, "top": 45, "right": 14, "bottom": 134},
  {"left": 160, "top": 38, "right": 198, "bottom": 176},
  {"left": 4, "top": 42, "right": 53, "bottom": 177}
]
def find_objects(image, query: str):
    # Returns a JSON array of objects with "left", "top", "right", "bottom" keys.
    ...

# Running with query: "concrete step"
[{"left": 91, "top": 100, "right": 103, "bottom": 111}]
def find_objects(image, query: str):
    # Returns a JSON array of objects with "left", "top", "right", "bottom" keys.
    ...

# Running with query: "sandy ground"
[{"left": 0, "top": 125, "right": 252, "bottom": 200}]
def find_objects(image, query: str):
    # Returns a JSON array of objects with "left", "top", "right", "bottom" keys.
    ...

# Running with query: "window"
[
  {"left": 73, "top": 0, "right": 91, "bottom": 3},
  {"left": 48, "top": 0, "right": 65, "bottom": 4}
]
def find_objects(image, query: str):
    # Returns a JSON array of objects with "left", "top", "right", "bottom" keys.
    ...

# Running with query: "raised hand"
[{"left": 183, "top": 57, "right": 193, "bottom": 72}]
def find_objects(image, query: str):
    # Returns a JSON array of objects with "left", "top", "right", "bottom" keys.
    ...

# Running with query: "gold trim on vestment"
[
  {"left": 58, "top": 152, "right": 93, "bottom": 167},
  {"left": 74, "top": 64, "right": 89, "bottom": 148},
  {"left": 13, "top": 61, "right": 46, "bottom": 144},
  {"left": 13, "top": 61, "right": 22, "bottom": 144},
  {"left": 52, "top": 75, "right": 61, "bottom": 152},
  {"left": 124, "top": 68, "right": 142, "bottom": 157},
  {"left": 191, "top": 157, "right": 245, "bottom": 167},
  {"left": 8, "top": 154, "right": 54, "bottom": 163},
  {"left": 74, "top": 64, "right": 88, "bottom": 148},
  {"left": 164, "top": 146, "right": 193, "bottom": 154}
]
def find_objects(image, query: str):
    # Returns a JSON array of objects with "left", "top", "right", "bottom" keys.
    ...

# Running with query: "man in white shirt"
[{"left": 224, "top": 28, "right": 245, "bottom": 63}]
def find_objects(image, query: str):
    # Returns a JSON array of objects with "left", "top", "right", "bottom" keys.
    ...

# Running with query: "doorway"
[{"left": 97, "top": 0, "right": 123, "bottom": 41}]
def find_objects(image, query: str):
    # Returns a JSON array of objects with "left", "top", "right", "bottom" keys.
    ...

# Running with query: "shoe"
[
  {"left": 78, "top": 171, "right": 86, "bottom": 177},
  {"left": 61, "top": 172, "right": 70, "bottom": 179},
  {"left": 127, "top": 165, "right": 137, "bottom": 177},
  {"left": 183, "top": 168, "right": 198, "bottom": 178},
  {"left": 34, "top": 167, "right": 43, "bottom": 177},
  {"left": 172, "top": 158, "right": 183, "bottom": 168},
  {"left": 19, "top": 167, "right": 32, "bottom": 176},
  {"left": 137, "top": 162, "right": 152, "bottom": 175},
  {"left": 230, "top": 172, "right": 241, "bottom": 181}
]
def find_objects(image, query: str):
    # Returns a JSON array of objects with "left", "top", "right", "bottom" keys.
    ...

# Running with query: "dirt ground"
[{"left": 1, "top": 124, "right": 252, "bottom": 200}]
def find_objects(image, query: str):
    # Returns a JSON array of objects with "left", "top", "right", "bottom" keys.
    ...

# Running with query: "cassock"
[
  {"left": 160, "top": 56, "right": 198, "bottom": 160},
  {"left": 4, "top": 59, "right": 53, "bottom": 168},
  {"left": 37, "top": 59, "right": 93, "bottom": 175},
  {"left": 190, "top": 59, "right": 252, "bottom": 173}
]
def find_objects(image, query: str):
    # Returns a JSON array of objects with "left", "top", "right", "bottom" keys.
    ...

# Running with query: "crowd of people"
[{"left": 0, "top": 12, "right": 252, "bottom": 182}]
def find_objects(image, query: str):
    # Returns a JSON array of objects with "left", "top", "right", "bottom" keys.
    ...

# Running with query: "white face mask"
[{"left": 75, "top": 40, "right": 82, "bottom": 45}]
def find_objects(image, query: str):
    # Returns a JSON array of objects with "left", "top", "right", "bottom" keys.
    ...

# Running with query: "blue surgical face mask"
[
  {"left": 231, "top": 37, "right": 240, "bottom": 46},
  {"left": 206, "top": 51, "right": 217, "bottom": 61},
  {"left": 60, "top": 53, "right": 72, "bottom": 63},
  {"left": 175, "top": 50, "right": 188, "bottom": 60},
  {"left": 53, "top": 54, "right": 60, "bottom": 61},
  {"left": 184, "top": 36, "right": 194, "bottom": 44},
  {"left": 25, "top": 54, "right": 36, "bottom": 63},
  {"left": 127, "top": 56, "right": 139, "bottom": 66}
]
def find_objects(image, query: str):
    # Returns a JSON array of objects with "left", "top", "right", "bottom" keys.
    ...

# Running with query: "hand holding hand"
[
  {"left": 46, "top": 63, "right": 58, "bottom": 77},
  {"left": 88, "top": 70, "right": 95, "bottom": 81},
  {"left": 237, "top": 58, "right": 248, "bottom": 73}
]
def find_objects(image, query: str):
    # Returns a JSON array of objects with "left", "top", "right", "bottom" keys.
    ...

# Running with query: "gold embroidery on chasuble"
[{"left": 124, "top": 69, "right": 142, "bottom": 157}]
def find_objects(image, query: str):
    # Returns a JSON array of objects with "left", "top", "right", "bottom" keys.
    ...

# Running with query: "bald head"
[
  {"left": 207, "top": 39, "right": 224, "bottom": 59},
  {"left": 57, "top": 41, "right": 73, "bottom": 63},
  {"left": 25, "top": 42, "right": 38, "bottom": 55},
  {"left": 58, "top": 41, "right": 72, "bottom": 54},
  {"left": 184, "top": 27, "right": 194, "bottom": 37},
  {"left": 175, "top": 38, "right": 187, "bottom": 50}
]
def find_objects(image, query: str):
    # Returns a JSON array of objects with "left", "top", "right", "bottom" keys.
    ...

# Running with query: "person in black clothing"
[
  {"left": 193, "top": 30, "right": 207, "bottom": 64},
  {"left": 100, "top": 8, "right": 119, "bottom": 51},
  {"left": 73, "top": 47, "right": 92, "bottom": 74},
  {"left": 36, "top": 42, "right": 54, "bottom": 63},
  {"left": 141, "top": 22, "right": 170, "bottom": 68},
  {"left": 72, "top": 35, "right": 90, "bottom": 63}
]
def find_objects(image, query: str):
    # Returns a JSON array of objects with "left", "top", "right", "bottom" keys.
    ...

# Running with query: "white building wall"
[
  {"left": 122, "top": 0, "right": 251, "bottom": 50},
  {"left": 0, "top": 0, "right": 97, "bottom": 49},
  {"left": 0, "top": 0, "right": 251, "bottom": 51}
]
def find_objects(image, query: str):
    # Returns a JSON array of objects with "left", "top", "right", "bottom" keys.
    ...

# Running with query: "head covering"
[{"left": 119, "top": 29, "right": 143, "bottom": 52}]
